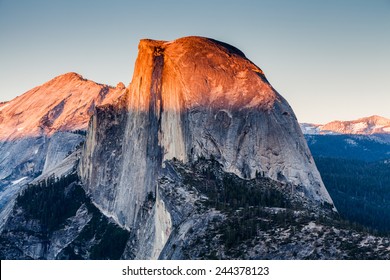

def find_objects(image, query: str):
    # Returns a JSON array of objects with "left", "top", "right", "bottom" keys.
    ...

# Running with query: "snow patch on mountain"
[
  {"left": 301, "top": 115, "right": 390, "bottom": 135},
  {"left": 11, "top": 177, "right": 27, "bottom": 185}
]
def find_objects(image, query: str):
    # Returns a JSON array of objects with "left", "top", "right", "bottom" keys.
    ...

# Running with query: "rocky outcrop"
[
  {"left": 79, "top": 36, "right": 334, "bottom": 258},
  {"left": 79, "top": 102, "right": 129, "bottom": 226}
]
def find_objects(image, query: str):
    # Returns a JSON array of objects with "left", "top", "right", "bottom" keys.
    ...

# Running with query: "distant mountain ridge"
[
  {"left": 301, "top": 115, "right": 390, "bottom": 135},
  {"left": 301, "top": 115, "right": 390, "bottom": 234}
]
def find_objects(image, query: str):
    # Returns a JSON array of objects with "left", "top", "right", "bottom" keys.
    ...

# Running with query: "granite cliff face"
[{"left": 79, "top": 36, "right": 334, "bottom": 257}]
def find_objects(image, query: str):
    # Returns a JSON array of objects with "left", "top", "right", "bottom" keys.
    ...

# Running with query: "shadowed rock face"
[{"left": 79, "top": 37, "right": 334, "bottom": 258}]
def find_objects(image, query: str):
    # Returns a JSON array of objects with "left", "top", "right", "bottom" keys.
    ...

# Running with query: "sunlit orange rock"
[{"left": 0, "top": 72, "right": 125, "bottom": 140}]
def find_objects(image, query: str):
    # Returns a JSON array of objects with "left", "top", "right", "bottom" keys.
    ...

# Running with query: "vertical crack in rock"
[
  {"left": 147, "top": 47, "right": 164, "bottom": 184},
  {"left": 148, "top": 47, "right": 173, "bottom": 259}
]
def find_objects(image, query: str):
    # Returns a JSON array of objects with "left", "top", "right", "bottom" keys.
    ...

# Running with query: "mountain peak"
[
  {"left": 0, "top": 73, "right": 122, "bottom": 140},
  {"left": 57, "top": 72, "right": 84, "bottom": 80},
  {"left": 46, "top": 72, "right": 85, "bottom": 86},
  {"left": 360, "top": 115, "right": 390, "bottom": 125}
]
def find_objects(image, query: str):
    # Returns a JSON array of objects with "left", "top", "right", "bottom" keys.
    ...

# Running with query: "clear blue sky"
[{"left": 0, "top": 0, "right": 389, "bottom": 123}]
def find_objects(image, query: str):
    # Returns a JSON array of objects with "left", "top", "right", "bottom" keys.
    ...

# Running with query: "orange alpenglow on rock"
[
  {"left": 321, "top": 115, "right": 390, "bottom": 134},
  {"left": 127, "top": 37, "right": 275, "bottom": 112},
  {"left": 0, "top": 72, "right": 125, "bottom": 141}
]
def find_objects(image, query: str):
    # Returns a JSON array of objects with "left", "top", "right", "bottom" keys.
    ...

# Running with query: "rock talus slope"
[{"left": 80, "top": 36, "right": 334, "bottom": 234}]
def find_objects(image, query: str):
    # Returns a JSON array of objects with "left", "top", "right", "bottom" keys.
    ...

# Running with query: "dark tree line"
[
  {"left": 314, "top": 156, "right": 390, "bottom": 234},
  {"left": 16, "top": 173, "right": 85, "bottom": 232},
  {"left": 15, "top": 172, "right": 130, "bottom": 259}
]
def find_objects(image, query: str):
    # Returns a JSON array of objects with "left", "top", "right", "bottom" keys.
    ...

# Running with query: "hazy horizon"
[{"left": 1, "top": 0, "right": 389, "bottom": 123}]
